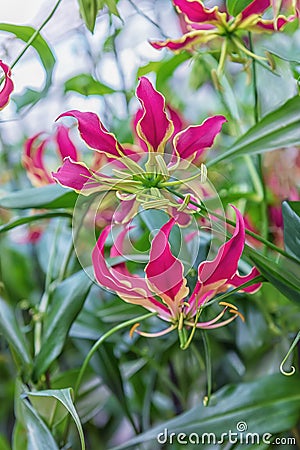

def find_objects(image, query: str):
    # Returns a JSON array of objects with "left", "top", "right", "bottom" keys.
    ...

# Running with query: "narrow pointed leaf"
[
  {"left": 26, "top": 388, "right": 85, "bottom": 450},
  {"left": 282, "top": 201, "right": 300, "bottom": 261},
  {"left": 78, "top": 0, "right": 98, "bottom": 32},
  {"left": 0, "top": 211, "right": 72, "bottom": 234},
  {"left": 0, "top": 298, "right": 32, "bottom": 372},
  {"left": 0, "top": 24, "right": 55, "bottom": 109},
  {"left": 76, "top": 340, "right": 136, "bottom": 429},
  {"left": 65, "top": 74, "right": 116, "bottom": 96},
  {"left": 33, "top": 271, "right": 93, "bottom": 380},
  {"left": 249, "top": 252, "right": 300, "bottom": 303},
  {"left": 208, "top": 96, "right": 300, "bottom": 166},
  {"left": 21, "top": 399, "right": 59, "bottom": 450},
  {"left": 109, "top": 374, "right": 300, "bottom": 449},
  {"left": 0, "top": 184, "right": 77, "bottom": 210}
]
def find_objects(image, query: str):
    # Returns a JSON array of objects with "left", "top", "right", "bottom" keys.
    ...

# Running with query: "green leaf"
[
  {"left": 97, "top": 0, "right": 121, "bottom": 18},
  {"left": 78, "top": 0, "right": 120, "bottom": 32},
  {"left": 12, "top": 421, "right": 27, "bottom": 450},
  {"left": 249, "top": 252, "right": 300, "bottom": 304},
  {"left": 226, "top": 0, "right": 253, "bottom": 16},
  {"left": 77, "top": 340, "right": 135, "bottom": 428},
  {"left": 282, "top": 201, "right": 300, "bottom": 261},
  {"left": 0, "top": 184, "right": 77, "bottom": 210},
  {"left": 21, "top": 399, "right": 59, "bottom": 450},
  {"left": 25, "top": 388, "right": 85, "bottom": 450},
  {"left": 78, "top": 0, "right": 98, "bottom": 32},
  {"left": 208, "top": 96, "right": 300, "bottom": 166},
  {"left": 0, "top": 298, "right": 32, "bottom": 374},
  {"left": 137, "top": 53, "right": 191, "bottom": 92},
  {"left": 0, "top": 211, "right": 72, "bottom": 234},
  {"left": 265, "top": 48, "right": 300, "bottom": 64},
  {"left": 65, "top": 74, "right": 116, "bottom": 96},
  {"left": 33, "top": 270, "right": 93, "bottom": 380},
  {"left": 0, "top": 24, "right": 55, "bottom": 109},
  {"left": 0, "top": 434, "right": 11, "bottom": 450},
  {"left": 109, "top": 373, "right": 300, "bottom": 449}
]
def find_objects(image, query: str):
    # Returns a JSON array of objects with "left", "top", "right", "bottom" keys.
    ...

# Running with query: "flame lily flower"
[
  {"left": 52, "top": 77, "right": 225, "bottom": 222},
  {"left": 23, "top": 124, "right": 108, "bottom": 187},
  {"left": 92, "top": 206, "right": 261, "bottom": 348},
  {"left": 151, "top": 0, "right": 295, "bottom": 73},
  {"left": 0, "top": 61, "right": 14, "bottom": 110}
]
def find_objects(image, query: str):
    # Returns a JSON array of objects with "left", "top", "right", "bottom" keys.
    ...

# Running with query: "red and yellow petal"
[
  {"left": 173, "top": 115, "right": 226, "bottom": 161},
  {"left": 135, "top": 77, "right": 174, "bottom": 153},
  {"left": 173, "top": 0, "right": 224, "bottom": 24},
  {"left": 52, "top": 157, "right": 104, "bottom": 194},
  {"left": 0, "top": 61, "right": 14, "bottom": 110},
  {"left": 57, "top": 110, "right": 124, "bottom": 158},
  {"left": 145, "top": 218, "right": 189, "bottom": 317}
]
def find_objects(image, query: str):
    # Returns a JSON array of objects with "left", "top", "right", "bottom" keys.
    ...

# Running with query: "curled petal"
[
  {"left": 23, "top": 134, "right": 53, "bottom": 186},
  {"left": 57, "top": 110, "right": 124, "bottom": 158},
  {"left": 135, "top": 77, "right": 174, "bottom": 153},
  {"left": 255, "top": 14, "right": 295, "bottom": 29},
  {"left": 198, "top": 206, "right": 245, "bottom": 286},
  {"left": 0, "top": 61, "right": 14, "bottom": 110},
  {"left": 229, "top": 267, "right": 262, "bottom": 293},
  {"left": 92, "top": 226, "right": 170, "bottom": 319},
  {"left": 241, "top": 0, "right": 270, "bottom": 18},
  {"left": 150, "top": 30, "right": 217, "bottom": 52},
  {"left": 145, "top": 218, "right": 189, "bottom": 317},
  {"left": 55, "top": 124, "right": 79, "bottom": 161},
  {"left": 173, "top": 0, "right": 223, "bottom": 23},
  {"left": 52, "top": 157, "right": 104, "bottom": 194},
  {"left": 173, "top": 115, "right": 226, "bottom": 161}
]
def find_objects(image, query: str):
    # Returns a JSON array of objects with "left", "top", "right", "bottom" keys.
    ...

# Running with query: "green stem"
[
  {"left": 280, "top": 331, "right": 300, "bottom": 376},
  {"left": 165, "top": 186, "right": 299, "bottom": 264},
  {"left": 201, "top": 331, "right": 212, "bottom": 406},
  {"left": 62, "top": 312, "right": 156, "bottom": 446},
  {"left": 10, "top": 0, "right": 63, "bottom": 70},
  {"left": 249, "top": 32, "right": 269, "bottom": 246},
  {"left": 73, "top": 312, "right": 156, "bottom": 399}
]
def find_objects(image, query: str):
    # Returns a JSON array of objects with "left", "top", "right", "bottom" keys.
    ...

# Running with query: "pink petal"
[
  {"left": 132, "top": 109, "right": 148, "bottom": 152},
  {"left": 109, "top": 225, "right": 132, "bottom": 275},
  {"left": 57, "top": 110, "right": 124, "bottom": 158},
  {"left": 92, "top": 226, "right": 170, "bottom": 318},
  {"left": 135, "top": 77, "right": 174, "bottom": 153},
  {"left": 229, "top": 267, "right": 262, "bottom": 293},
  {"left": 150, "top": 31, "right": 212, "bottom": 52},
  {"left": 173, "top": 115, "right": 226, "bottom": 161},
  {"left": 0, "top": 60, "right": 14, "bottom": 110},
  {"left": 241, "top": 0, "right": 270, "bottom": 18},
  {"left": 52, "top": 157, "right": 103, "bottom": 193},
  {"left": 167, "top": 105, "right": 186, "bottom": 140},
  {"left": 113, "top": 198, "right": 139, "bottom": 224},
  {"left": 173, "top": 0, "right": 221, "bottom": 23},
  {"left": 198, "top": 206, "right": 245, "bottom": 286},
  {"left": 255, "top": 14, "right": 295, "bottom": 29},
  {"left": 145, "top": 218, "right": 189, "bottom": 316},
  {"left": 23, "top": 134, "right": 53, "bottom": 186},
  {"left": 133, "top": 105, "right": 184, "bottom": 150},
  {"left": 55, "top": 124, "right": 79, "bottom": 161}
]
